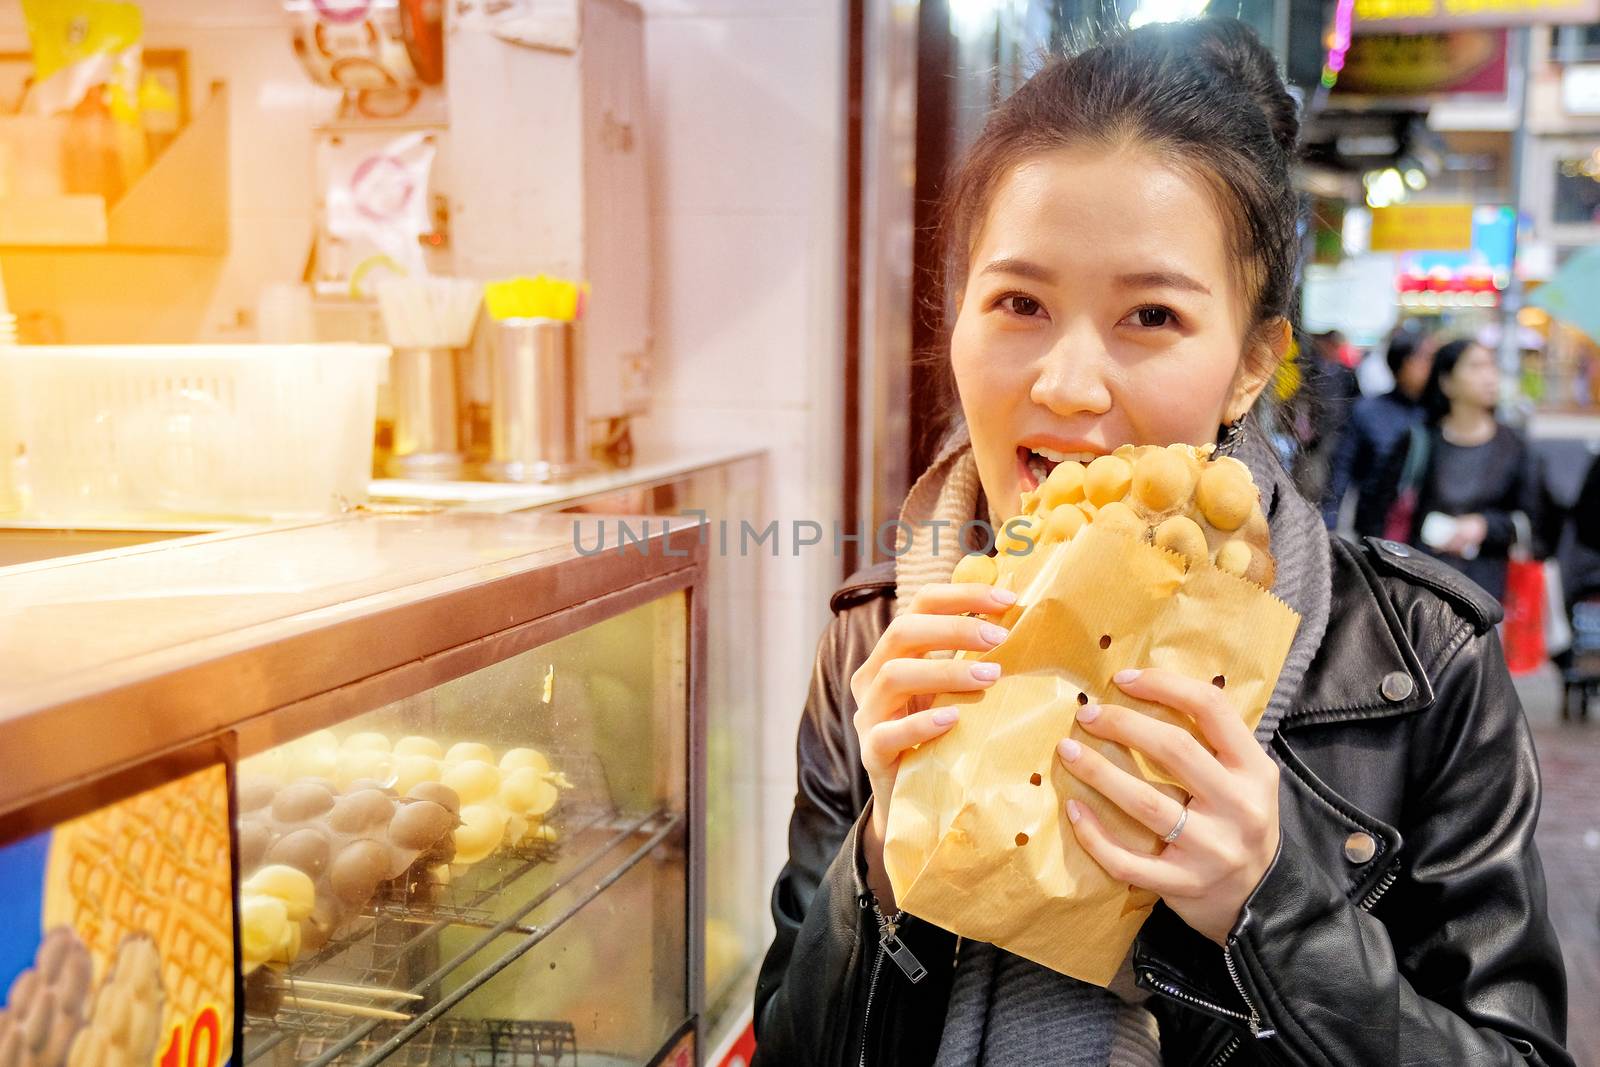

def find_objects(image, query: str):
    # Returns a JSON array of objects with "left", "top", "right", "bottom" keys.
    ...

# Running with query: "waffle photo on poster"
[{"left": 0, "top": 764, "right": 235, "bottom": 1067}]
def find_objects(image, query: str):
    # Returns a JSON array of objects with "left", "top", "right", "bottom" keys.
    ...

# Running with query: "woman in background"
[
  {"left": 1397, "top": 338, "right": 1541, "bottom": 602},
  {"left": 1319, "top": 326, "right": 1435, "bottom": 536}
]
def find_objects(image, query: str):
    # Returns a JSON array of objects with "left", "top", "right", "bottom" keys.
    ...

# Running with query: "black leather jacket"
[{"left": 752, "top": 536, "right": 1571, "bottom": 1067}]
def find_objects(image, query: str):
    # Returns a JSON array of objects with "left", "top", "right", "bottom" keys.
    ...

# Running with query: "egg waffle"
[{"left": 42, "top": 765, "right": 234, "bottom": 1059}]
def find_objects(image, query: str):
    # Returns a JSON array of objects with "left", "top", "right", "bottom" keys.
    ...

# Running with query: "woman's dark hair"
[
  {"left": 1419, "top": 338, "right": 1478, "bottom": 422},
  {"left": 928, "top": 17, "right": 1301, "bottom": 437},
  {"left": 1385, "top": 329, "right": 1421, "bottom": 378}
]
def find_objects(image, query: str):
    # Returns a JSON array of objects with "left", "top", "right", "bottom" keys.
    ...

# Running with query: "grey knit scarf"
[{"left": 895, "top": 426, "right": 1334, "bottom": 1066}]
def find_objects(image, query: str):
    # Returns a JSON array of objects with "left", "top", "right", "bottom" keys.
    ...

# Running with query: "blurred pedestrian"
[
  {"left": 1319, "top": 327, "right": 1436, "bottom": 536},
  {"left": 1385, "top": 339, "right": 1541, "bottom": 602},
  {"left": 1290, "top": 329, "right": 1360, "bottom": 502}
]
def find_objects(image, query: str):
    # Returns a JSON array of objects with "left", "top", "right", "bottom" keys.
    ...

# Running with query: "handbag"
[
  {"left": 1382, "top": 423, "right": 1430, "bottom": 544},
  {"left": 1503, "top": 512, "right": 1546, "bottom": 675}
]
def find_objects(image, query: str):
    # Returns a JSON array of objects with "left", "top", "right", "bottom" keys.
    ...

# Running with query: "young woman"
[
  {"left": 1397, "top": 338, "right": 1543, "bottom": 603},
  {"left": 1319, "top": 327, "right": 1436, "bottom": 537},
  {"left": 751, "top": 19, "right": 1570, "bottom": 1067}
]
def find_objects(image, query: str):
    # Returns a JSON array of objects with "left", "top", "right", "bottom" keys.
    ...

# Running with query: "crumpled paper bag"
[{"left": 882, "top": 522, "right": 1301, "bottom": 987}]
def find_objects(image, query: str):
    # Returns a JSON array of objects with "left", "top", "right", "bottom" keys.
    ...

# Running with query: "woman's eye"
[
  {"left": 1000, "top": 295, "right": 1044, "bottom": 318},
  {"left": 1135, "top": 306, "right": 1173, "bottom": 328}
]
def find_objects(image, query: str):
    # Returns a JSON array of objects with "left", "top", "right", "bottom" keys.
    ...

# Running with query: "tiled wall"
[
  {"left": 630, "top": 0, "right": 848, "bottom": 913},
  {"left": 0, "top": 0, "right": 848, "bottom": 939}
]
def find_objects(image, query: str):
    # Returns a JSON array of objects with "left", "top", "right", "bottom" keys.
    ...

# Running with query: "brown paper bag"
[{"left": 882, "top": 522, "right": 1301, "bottom": 987}]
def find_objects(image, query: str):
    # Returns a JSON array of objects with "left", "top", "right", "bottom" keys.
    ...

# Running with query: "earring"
[{"left": 1217, "top": 418, "right": 1248, "bottom": 457}]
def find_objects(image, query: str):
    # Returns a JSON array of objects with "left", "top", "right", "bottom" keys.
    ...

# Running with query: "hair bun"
[{"left": 1170, "top": 18, "right": 1300, "bottom": 156}]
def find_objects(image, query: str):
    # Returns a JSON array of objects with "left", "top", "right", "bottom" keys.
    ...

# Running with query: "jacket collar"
[{"left": 1283, "top": 536, "right": 1434, "bottom": 728}]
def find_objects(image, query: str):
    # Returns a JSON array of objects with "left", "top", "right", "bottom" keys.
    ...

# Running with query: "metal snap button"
[
  {"left": 1380, "top": 539, "right": 1410, "bottom": 557},
  {"left": 1380, "top": 671, "right": 1414, "bottom": 703},
  {"left": 1344, "top": 831, "right": 1378, "bottom": 865}
]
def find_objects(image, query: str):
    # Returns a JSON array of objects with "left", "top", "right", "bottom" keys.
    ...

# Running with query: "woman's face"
[
  {"left": 1397, "top": 347, "right": 1434, "bottom": 399},
  {"left": 1443, "top": 344, "right": 1500, "bottom": 413},
  {"left": 950, "top": 143, "right": 1281, "bottom": 521}
]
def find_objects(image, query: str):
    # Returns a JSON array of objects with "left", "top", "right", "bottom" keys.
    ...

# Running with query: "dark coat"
[
  {"left": 752, "top": 537, "right": 1570, "bottom": 1067},
  {"left": 1319, "top": 390, "right": 1425, "bottom": 537}
]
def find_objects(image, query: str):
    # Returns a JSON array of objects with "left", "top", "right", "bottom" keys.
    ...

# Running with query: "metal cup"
[
  {"left": 484, "top": 318, "right": 592, "bottom": 483},
  {"left": 387, "top": 345, "right": 464, "bottom": 480}
]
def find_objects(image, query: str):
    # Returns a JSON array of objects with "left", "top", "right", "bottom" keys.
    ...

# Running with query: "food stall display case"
[{"left": 0, "top": 512, "right": 706, "bottom": 1067}]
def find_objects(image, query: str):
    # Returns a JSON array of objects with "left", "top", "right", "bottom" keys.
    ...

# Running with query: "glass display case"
[
  {"left": 0, "top": 511, "right": 707, "bottom": 1067},
  {"left": 536, "top": 455, "right": 766, "bottom": 1046}
]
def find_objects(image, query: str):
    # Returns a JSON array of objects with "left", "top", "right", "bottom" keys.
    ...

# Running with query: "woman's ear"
[{"left": 1223, "top": 318, "right": 1292, "bottom": 424}]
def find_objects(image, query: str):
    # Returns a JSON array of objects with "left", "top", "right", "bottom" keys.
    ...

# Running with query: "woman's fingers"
[
  {"left": 852, "top": 610, "right": 1009, "bottom": 703},
  {"left": 1111, "top": 667, "right": 1261, "bottom": 770},
  {"left": 1072, "top": 702, "right": 1231, "bottom": 799},
  {"left": 1065, "top": 799, "right": 1198, "bottom": 898},
  {"left": 855, "top": 657, "right": 1000, "bottom": 731},
  {"left": 907, "top": 581, "right": 1017, "bottom": 618},
  {"left": 1056, "top": 735, "right": 1187, "bottom": 840},
  {"left": 855, "top": 657, "right": 999, "bottom": 773},
  {"left": 881, "top": 611, "right": 1010, "bottom": 661},
  {"left": 865, "top": 705, "right": 963, "bottom": 768}
]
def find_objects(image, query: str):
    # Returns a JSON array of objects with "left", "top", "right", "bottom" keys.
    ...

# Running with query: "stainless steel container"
[
  {"left": 485, "top": 318, "right": 592, "bottom": 483},
  {"left": 389, "top": 345, "right": 464, "bottom": 480}
]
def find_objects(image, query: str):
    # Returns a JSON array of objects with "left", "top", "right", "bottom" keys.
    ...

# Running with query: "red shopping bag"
[{"left": 1503, "top": 556, "right": 1546, "bottom": 676}]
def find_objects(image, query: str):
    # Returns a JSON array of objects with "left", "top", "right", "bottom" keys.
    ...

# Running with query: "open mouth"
[{"left": 1017, "top": 445, "right": 1103, "bottom": 490}]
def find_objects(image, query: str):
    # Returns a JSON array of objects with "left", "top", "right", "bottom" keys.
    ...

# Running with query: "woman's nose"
[{"left": 1028, "top": 329, "right": 1113, "bottom": 418}]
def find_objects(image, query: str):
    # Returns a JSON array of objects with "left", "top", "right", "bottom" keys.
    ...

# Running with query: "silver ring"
[{"left": 1163, "top": 805, "right": 1189, "bottom": 844}]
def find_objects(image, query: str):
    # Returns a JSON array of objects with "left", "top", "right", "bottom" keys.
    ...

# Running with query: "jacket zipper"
[
  {"left": 1195, "top": 858, "right": 1403, "bottom": 1066},
  {"left": 1358, "top": 859, "right": 1401, "bottom": 911},
  {"left": 1223, "top": 943, "right": 1276, "bottom": 1039},
  {"left": 1142, "top": 969, "right": 1254, "bottom": 1027},
  {"left": 857, "top": 895, "right": 926, "bottom": 1067},
  {"left": 1208, "top": 1036, "right": 1242, "bottom": 1067}
]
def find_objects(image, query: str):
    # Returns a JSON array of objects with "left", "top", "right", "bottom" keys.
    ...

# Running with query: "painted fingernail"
[
  {"left": 990, "top": 588, "right": 1018, "bottom": 606},
  {"left": 978, "top": 622, "right": 1009, "bottom": 645},
  {"left": 1058, "top": 738, "right": 1081, "bottom": 762},
  {"left": 932, "top": 708, "right": 959, "bottom": 726},
  {"left": 971, "top": 662, "right": 1002, "bottom": 682},
  {"left": 1076, "top": 703, "right": 1101, "bottom": 723},
  {"left": 1067, "top": 799, "right": 1082, "bottom": 823},
  {"left": 1113, "top": 668, "right": 1142, "bottom": 685}
]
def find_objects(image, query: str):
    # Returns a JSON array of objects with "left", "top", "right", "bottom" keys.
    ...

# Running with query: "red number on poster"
[{"left": 157, "top": 1006, "right": 221, "bottom": 1067}]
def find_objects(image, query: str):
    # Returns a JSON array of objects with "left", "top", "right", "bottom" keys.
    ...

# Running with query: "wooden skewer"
[
  {"left": 283, "top": 995, "right": 412, "bottom": 1022},
  {"left": 287, "top": 979, "right": 423, "bottom": 1002}
]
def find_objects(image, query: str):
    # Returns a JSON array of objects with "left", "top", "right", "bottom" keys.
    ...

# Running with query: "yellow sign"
[
  {"left": 1355, "top": 0, "right": 1600, "bottom": 31},
  {"left": 1370, "top": 204, "right": 1475, "bottom": 252}
]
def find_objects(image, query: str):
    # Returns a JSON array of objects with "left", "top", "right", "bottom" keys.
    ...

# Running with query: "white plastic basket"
[{"left": 0, "top": 344, "right": 390, "bottom": 522}]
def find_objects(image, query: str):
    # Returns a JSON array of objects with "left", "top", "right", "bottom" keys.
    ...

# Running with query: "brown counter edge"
[{"left": 0, "top": 517, "right": 708, "bottom": 822}]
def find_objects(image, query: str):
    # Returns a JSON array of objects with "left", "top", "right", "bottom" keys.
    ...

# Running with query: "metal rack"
[
  {"left": 288, "top": 1018, "right": 578, "bottom": 1067},
  {"left": 245, "top": 743, "right": 680, "bottom": 1067}
]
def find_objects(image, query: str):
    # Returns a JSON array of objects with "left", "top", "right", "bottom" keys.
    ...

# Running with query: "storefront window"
[
  {"left": 1552, "top": 148, "right": 1600, "bottom": 226},
  {"left": 1553, "top": 21, "right": 1600, "bottom": 63}
]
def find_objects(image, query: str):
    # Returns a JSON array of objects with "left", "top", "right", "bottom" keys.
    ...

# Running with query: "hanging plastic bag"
[{"left": 21, "top": 0, "right": 147, "bottom": 196}]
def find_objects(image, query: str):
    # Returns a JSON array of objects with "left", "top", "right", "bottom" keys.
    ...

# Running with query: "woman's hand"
[
  {"left": 851, "top": 581, "right": 1016, "bottom": 907},
  {"left": 1056, "top": 667, "right": 1280, "bottom": 945},
  {"left": 1444, "top": 513, "right": 1488, "bottom": 556}
]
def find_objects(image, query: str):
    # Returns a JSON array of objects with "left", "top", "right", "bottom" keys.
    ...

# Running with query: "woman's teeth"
[
  {"left": 1031, "top": 446, "right": 1099, "bottom": 464},
  {"left": 1023, "top": 446, "right": 1099, "bottom": 486}
]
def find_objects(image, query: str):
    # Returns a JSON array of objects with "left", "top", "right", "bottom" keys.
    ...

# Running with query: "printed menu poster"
[{"left": 0, "top": 764, "right": 236, "bottom": 1067}]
